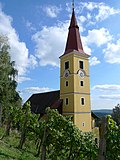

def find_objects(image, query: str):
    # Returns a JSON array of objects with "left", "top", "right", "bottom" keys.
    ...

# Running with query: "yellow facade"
[{"left": 60, "top": 51, "right": 92, "bottom": 132}]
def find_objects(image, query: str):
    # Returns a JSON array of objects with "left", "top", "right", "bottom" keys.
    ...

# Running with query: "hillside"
[{"left": 92, "top": 109, "right": 112, "bottom": 118}]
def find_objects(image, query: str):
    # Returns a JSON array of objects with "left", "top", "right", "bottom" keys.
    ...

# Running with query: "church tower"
[{"left": 60, "top": 5, "right": 91, "bottom": 132}]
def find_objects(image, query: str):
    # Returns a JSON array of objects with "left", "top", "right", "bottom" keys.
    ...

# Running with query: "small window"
[
  {"left": 65, "top": 61, "right": 69, "bottom": 70},
  {"left": 81, "top": 98, "right": 85, "bottom": 105},
  {"left": 65, "top": 98, "right": 69, "bottom": 105},
  {"left": 80, "top": 81, "right": 84, "bottom": 86},
  {"left": 65, "top": 81, "right": 69, "bottom": 87},
  {"left": 79, "top": 61, "right": 84, "bottom": 69},
  {"left": 82, "top": 122, "right": 85, "bottom": 127}
]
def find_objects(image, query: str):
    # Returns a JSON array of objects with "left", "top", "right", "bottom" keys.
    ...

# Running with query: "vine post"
[{"left": 98, "top": 117, "right": 107, "bottom": 160}]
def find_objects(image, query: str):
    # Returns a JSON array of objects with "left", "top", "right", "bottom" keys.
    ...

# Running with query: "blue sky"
[{"left": 0, "top": 0, "right": 120, "bottom": 110}]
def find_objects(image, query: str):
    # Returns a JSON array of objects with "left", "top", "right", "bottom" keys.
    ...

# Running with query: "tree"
[
  {"left": 0, "top": 35, "right": 21, "bottom": 134},
  {"left": 111, "top": 104, "right": 120, "bottom": 126}
]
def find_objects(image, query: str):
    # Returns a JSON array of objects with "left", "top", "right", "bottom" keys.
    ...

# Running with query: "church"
[{"left": 27, "top": 4, "right": 99, "bottom": 134}]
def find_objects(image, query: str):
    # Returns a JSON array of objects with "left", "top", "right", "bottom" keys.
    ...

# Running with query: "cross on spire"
[{"left": 72, "top": 0, "right": 74, "bottom": 10}]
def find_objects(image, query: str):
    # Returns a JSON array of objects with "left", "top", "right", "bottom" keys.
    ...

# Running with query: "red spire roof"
[{"left": 64, "top": 8, "right": 84, "bottom": 54}]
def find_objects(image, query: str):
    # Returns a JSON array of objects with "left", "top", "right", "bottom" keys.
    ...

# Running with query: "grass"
[{"left": 0, "top": 127, "right": 40, "bottom": 160}]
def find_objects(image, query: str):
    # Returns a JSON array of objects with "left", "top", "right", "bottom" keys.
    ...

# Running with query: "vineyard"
[{"left": 0, "top": 103, "right": 120, "bottom": 160}]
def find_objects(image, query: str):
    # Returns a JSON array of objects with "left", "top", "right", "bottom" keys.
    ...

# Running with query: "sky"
[{"left": 0, "top": 0, "right": 120, "bottom": 110}]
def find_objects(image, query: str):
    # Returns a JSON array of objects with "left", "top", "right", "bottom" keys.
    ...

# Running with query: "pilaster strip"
[{"left": 60, "top": 92, "right": 90, "bottom": 96}]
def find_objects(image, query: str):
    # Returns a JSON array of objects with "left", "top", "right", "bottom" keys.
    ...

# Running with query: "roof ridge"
[{"left": 33, "top": 90, "right": 60, "bottom": 96}]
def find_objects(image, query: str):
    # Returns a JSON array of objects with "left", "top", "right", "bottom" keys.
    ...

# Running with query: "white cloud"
[
  {"left": 85, "top": 28, "right": 112, "bottom": 47},
  {"left": 96, "top": 3, "right": 120, "bottom": 22},
  {"left": 92, "top": 84, "right": 120, "bottom": 91},
  {"left": 92, "top": 84, "right": 120, "bottom": 106},
  {"left": 32, "top": 22, "right": 68, "bottom": 67},
  {"left": 43, "top": 5, "right": 61, "bottom": 18},
  {"left": 65, "top": 3, "right": 73, "bottom": 13},
  {"left": 79, "top": 16, "right": 86, "bottom": 23},
  {"left": 17, "top": 76, "right": 31, "bottom": 83},
  {"left": 82, "top": 36, "right": 92, "bottom": 55},
  {"left": 90, "top": 56, "right": 100, "bottom": 66},
  {"left": 9, "top": 40, "right": 29, "bottom": 76},
  {"left": 77, "top": 2, "right": 120, "bottom": 25},
  {"left": 84, "top": 2, "right": 120, "bottom": 20},
  {"left": 99, "top": 95, "right": 120, "bottom": 100},
  {"left": 103, "top": 40, "right": 120, "bottom": 64},
  {"left": 29, "top": 55, "right": 38, "bottom": 68},
  {"left": 23, "top": 87, "right": 52, "bottom": 94},
  {"left": 0, "top": 5, "right": 37, "bottom": 82},
  {"left": 26, "top": 20, "right": 36, "bottom": 32},
  {"left": 87, "top": 13, "right": 92, "bottom": 20},
  {"left": 82, "top": 28, "right": 112, "bottom": 55},
  {"left": 83, "top": 2, "right": 98, "bottom": 11}
]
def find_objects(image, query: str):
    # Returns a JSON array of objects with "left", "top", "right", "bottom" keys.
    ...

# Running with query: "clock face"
[
  {"left": 78, "top": 70, "right": 85, "bottom": 78},
  {"left": 64, "top": 70, "right": 69, "bottom": 78}
]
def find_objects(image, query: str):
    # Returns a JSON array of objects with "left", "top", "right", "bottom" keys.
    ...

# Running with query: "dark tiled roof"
[{"left": 27, "top": 90, "right": 62, "bottom": 115}]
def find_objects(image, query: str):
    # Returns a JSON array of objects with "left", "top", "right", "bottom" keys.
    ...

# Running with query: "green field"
[{"left": 0, "top": 127, "right": 39, "bottom": 160}]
